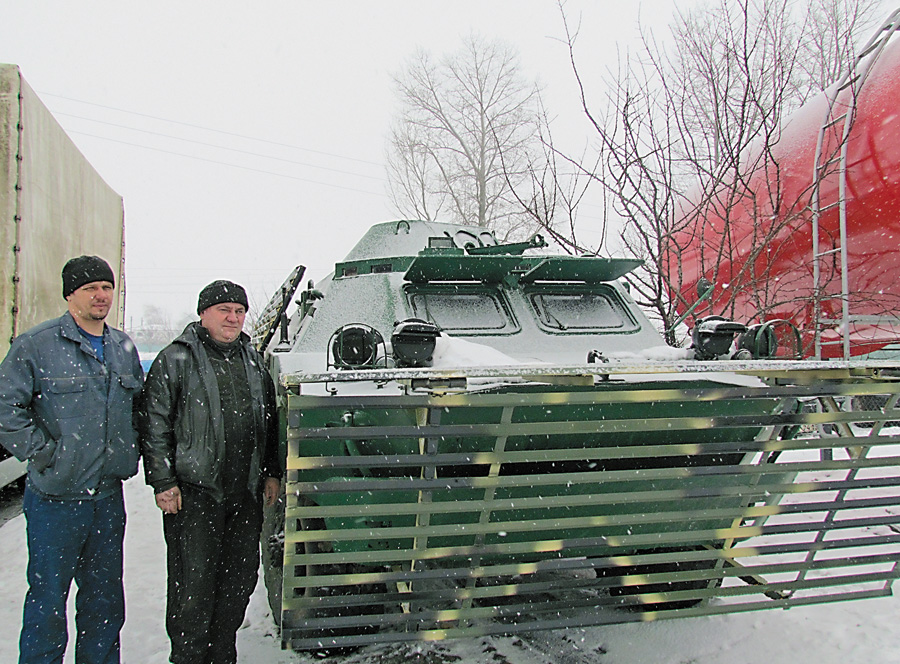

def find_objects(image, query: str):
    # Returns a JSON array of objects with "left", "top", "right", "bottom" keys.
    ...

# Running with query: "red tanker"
[{"left": 670, "top": 15, "right": 900, "bottom": 358}]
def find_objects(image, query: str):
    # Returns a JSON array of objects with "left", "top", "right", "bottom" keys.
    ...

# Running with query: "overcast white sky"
[
  {"left": 1, "top": 0, "right": 893, "bottom": 333},
  {"left": 0, "top": 1, "right": 688, "bottom": 330}
]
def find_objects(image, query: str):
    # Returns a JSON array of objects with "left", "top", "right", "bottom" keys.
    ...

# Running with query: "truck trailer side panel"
[{"left": 0, "top": 64, "right": 125, "bottom": 358}]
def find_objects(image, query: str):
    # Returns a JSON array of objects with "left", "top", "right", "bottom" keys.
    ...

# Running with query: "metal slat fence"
[{"left": 276, "top": 365, "right": 900, "bottom": 650}]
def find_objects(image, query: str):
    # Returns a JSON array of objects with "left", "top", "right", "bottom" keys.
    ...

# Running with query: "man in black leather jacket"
[{"left": 140, "top": 280, "right": 281, "bottom": 664}]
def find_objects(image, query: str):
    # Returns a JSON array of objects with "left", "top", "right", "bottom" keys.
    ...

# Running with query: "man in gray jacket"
[
  {"left": 0, "top": 255, "right": 143, "bottom": 664},
  {"left": 140, "top": 280, "right": 281, "bottom": 664}
]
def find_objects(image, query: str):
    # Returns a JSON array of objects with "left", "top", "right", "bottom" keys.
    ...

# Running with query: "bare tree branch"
[
  {"left": 387, "top": 35, "right": 543, "bottom": 239},
  {"left": 553, "top": 0, "right": 881, "bottom": 345}
]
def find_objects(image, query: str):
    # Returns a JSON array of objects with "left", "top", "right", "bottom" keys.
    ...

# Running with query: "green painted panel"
[
  {"left": 518, "top": 256, "right": 643, "bottom": 283},
  {"left": 403, "top": 254, "right": 521, "bottom": 283}
]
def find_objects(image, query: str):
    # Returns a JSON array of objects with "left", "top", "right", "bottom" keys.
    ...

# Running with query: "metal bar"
[
  {"left": 281, "top": 358, "right": 900, "bottom": 385},
  {"left": 282, "top": 567, "right": 900, "bottom": 625},
  {"left": 287, "top": 435, "right": 900, "bottom": 470},
  {"left": 284, "top": 545, "right": 900, "bottom": 596},
  {"left": 283, "top": 506, "right": 900, "bottom": 548},
  {"left": 283, "top": 585, "right": 894, "bottom": 650},
  {"left": 289, "top": 413, "right": 899, "bottom": 442},
  {"left": 283, "top": 524, "right": 900, "bottom": 572},
  {"left": 285, "top": 476, "right": 900, "bottom": 521},
  {"left": 287, "top": 370, "right": 900, "bottom": 399},
  {"left": 461, "top": 406, "right": 514, "bottom": 616},
  {"left": 289, "top": 455, "right": 900, "bottom": 494},
  {"left": 410, "top": 405, "right": 439, "bottom": 579}
]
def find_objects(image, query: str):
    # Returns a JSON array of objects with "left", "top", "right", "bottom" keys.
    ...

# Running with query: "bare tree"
[
  {"left": 501, "top": 94, "right": 606, "bottom": 255},
  {"left": 387, "top": 34, "right": 543, "bottom": 239},
  {"left": 798, "top": 0, "right": 883, "bottom": 94},
  {"left": 128, "top": 304, "right": 177, "bottom": 349},
  {"left": 549, "top": 0, "right": 882, "bottom": 344}
]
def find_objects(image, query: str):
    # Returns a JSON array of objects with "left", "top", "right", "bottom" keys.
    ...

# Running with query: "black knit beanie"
[
  {"left": 197, "top": 280, "right": 249, "bottom": 314},
  {"left": 62, "top": 255, "right": 115, "bottom": 298}
]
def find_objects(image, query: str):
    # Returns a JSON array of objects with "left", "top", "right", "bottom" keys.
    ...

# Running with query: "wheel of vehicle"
[
  {"left": 260, "top": 490, "right": 286, "bottom": 625},
  {"left": 269, "top": 510, "right": 386, "bottom": 654},
  {"left": 595, "top": 546, "right": 722, "bottom": 611}
]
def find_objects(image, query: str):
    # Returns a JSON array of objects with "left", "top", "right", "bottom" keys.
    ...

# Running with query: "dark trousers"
[
  {"left": 163, "top": 487, "right": 262, "bottom": 664},
  {"left": 20, "top": 485, "right": 126, "bottom": 664}
]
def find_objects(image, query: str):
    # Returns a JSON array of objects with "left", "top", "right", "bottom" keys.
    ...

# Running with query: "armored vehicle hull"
[{"left": 258, "top": 220, "right": 900, "bottom": 651}]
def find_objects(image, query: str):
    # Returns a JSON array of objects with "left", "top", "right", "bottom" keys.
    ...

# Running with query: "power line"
[
  {"left": 70, "top": 131, "right": 388, "bottom": 197},
  {"left": 41, "top": 92, "right": 383, "bottom": 167},
  {"left": 41, "top": 94, "right": 607, "bottom": 227},
  {"left": 56, "top": 112, "right": 386, "bottom": 182}
]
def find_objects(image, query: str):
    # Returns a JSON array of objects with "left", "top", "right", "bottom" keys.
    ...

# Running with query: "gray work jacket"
[{"left": 0, "top": 312, "right": 143, "bottom": 499}]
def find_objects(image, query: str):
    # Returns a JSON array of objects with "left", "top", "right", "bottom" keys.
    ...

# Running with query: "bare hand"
[
  {"left": 263, "top": 477, "right": 280, "bottom": 507},
  {"left": 156, "top": 486, "right": 182, "bottom": 514}
]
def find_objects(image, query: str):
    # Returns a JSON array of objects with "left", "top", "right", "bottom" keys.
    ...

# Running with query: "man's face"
[
  {"left": 66, "top": 281, "right": 114, "bottom": 324},
  {"left": 199, "top": 302, "right": 246, "bottom": 343}
]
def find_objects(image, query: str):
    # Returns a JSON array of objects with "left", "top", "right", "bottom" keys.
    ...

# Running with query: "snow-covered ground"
[{"left": 1, "top": 477, "right": 899, "bottom": 664}]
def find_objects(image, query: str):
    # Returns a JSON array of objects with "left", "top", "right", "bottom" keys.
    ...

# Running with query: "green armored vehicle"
[{"left": 253, "top": 219, "right": 900, "bottom": 651}]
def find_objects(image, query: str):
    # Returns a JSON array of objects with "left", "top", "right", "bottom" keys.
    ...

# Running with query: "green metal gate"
[{"left": 275, "top": 362, "right": 900, "bottom": 650}]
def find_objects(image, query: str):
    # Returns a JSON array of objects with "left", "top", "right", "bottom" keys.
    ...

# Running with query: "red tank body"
[{"left": 670, "top": 26, "right": 900, "bottom": 358}]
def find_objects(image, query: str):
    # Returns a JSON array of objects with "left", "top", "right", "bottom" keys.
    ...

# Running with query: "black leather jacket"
[{"left": 140, "top": 322, "right": 280, "bottom": 502}]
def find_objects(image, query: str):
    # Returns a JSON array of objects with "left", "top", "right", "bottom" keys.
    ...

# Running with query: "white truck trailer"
[{"left": 0, "top": 64, "right": 127, "bottom": 487}]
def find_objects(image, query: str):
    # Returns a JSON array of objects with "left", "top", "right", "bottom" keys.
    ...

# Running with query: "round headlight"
[
  {"left": 391, "top": 318, "right": 440, "bottom": 368},
  {"left": 329, "top": 324, "right": 384, "bottom": 369}
]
